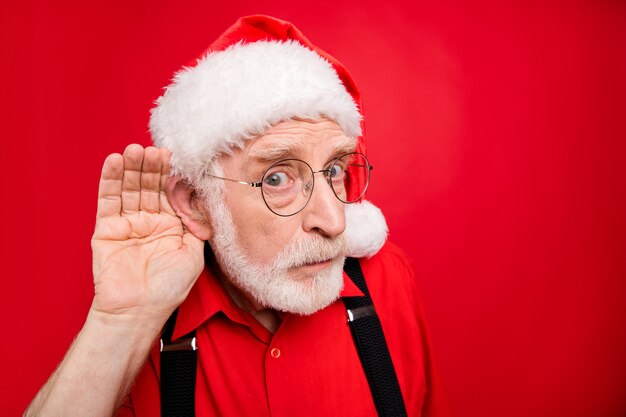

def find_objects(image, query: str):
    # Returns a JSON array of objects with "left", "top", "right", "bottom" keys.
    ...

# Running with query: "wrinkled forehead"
[
  {"left": 215, "top": 118, "right": 358, "bottom": 174},
  {"left": 244, "top": 118, "right": 357, "bottom": 161}
]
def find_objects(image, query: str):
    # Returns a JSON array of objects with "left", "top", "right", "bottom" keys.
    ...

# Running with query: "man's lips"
[{"left": 292, "top": 257, "right": 335, "bottom": 273}]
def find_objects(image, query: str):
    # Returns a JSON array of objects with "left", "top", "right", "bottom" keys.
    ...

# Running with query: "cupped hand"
[{"left": 91, "top": 144, "right": 205, "bottom": 323}]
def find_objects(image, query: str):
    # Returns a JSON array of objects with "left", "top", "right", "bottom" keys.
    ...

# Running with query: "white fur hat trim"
[
  {"left": 149, "top": 40, "right": 362, "bottom": 177},
  {"left": 344, "top": 200, "right": 388, "bottom": 258}
]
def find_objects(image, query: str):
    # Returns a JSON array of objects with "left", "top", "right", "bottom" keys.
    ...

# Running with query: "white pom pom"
[{"left": 344, "top": 200, "right": 388, "bottom": 258}]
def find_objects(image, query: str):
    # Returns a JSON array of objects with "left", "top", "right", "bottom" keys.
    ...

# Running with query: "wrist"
[
  {"left": 77, "top": 308, "right": 167, "bottom": 384},
  {"left": 86, "top": 305, "right": 171, "bottom": 340}
]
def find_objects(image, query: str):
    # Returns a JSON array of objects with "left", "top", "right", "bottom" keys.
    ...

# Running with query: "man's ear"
[{"left": 165, "top": 176, "right": 213, "bottom": 241}]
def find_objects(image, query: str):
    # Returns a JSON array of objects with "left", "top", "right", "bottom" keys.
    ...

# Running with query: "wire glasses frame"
[{"left": 205, "top": 152, "right": 373, "bottom": 217}]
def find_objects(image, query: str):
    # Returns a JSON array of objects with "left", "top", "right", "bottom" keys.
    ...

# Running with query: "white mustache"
[{"left": 274, "top": 235, "right": 347, "bottom": 270}]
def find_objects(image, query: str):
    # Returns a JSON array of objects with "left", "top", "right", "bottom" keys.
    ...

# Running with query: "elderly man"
[{"left": 26, "top": 15, "right": 450, "bottom": 417}]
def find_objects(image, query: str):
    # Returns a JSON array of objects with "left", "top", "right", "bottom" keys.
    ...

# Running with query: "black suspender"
[
  {"left": 342, "top": 257, "right": 408, "bottom": 417},
  {"left": 160, "top": 257, "right": 407, "bottom": 417},
  {"left": 160, "top": 308, "right": 197, "bottom": 417}
]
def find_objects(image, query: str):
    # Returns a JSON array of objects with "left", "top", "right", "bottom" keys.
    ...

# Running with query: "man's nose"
[{"left": 301, "top": 176, "right": 346, "bottom": 237}]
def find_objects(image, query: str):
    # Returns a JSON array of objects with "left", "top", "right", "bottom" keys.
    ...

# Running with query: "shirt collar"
[
  {"left": 340, "top": 270, "right": 365, "bottom": 297},
  {"left": 173, "top": 261, "right": 365, "bottom": 340}
]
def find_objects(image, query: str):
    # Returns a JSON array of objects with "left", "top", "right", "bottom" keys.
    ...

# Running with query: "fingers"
[
  {"left": 121, "top": 144, "right": 144, "bottom": 213},
  {"left": 139, "top": 147, "right": 163, "bottom": 213},
  {"left": 158, "top": 148, "right": 175, "bottom": 214},
  {"left": 96, "top": 153, "right": 124, "bottom": 219},
  {"left": 96, "top": 144, "right": 172, "bottom": 218}
]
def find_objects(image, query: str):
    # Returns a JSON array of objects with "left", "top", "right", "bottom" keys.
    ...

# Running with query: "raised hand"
[
  {"left": 91, "top": 144, "right": 205, "bottom": 322},
  {"left": 25, "top": 144, "right": 207, "bottom": 417}
]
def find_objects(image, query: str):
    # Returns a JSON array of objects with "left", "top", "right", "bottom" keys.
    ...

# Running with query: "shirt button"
[{"left": 270, "top": 347, "right": 281, "bottom": 359}]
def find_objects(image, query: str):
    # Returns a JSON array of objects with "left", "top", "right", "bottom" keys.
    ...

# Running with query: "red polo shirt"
[{"left": 117, "top": 241, "right": 450, "bottom": 416}]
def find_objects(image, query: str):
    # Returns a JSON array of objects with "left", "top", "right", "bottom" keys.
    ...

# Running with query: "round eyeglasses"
[{"left": 205, "top": 152, "right": 372, "bottom": 217}]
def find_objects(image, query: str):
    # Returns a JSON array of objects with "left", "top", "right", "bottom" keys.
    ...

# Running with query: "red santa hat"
[{"left": 149, "top": 15, "right": 387, "bottom": 258}]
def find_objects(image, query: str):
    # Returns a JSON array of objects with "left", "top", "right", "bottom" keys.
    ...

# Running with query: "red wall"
[{"left": 2, "top": 1, "right": 625, "bottom": 416}]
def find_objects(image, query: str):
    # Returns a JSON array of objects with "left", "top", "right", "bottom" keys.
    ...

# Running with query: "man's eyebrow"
[
  {"left": 331, "top": 136, "right": 358, "bottom": 157},
  {"left": 246, "top": 138, "right": 305, "bottom": 163}
]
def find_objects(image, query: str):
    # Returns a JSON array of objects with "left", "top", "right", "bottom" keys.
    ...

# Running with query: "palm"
[{"left": 91, "top": 145, "right": 204, "bottom": 318}]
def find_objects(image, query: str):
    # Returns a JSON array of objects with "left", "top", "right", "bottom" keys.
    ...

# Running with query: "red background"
[{"left": 1, "top": 1, "right": 625, "bottom": 416}]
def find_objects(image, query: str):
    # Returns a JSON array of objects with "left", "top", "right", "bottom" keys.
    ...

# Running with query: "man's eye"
[
  {"left": 264, "top": 172, "right": 289, "bottom": 187},
  {"left": 330, "top": 165, "right": 344, "bottom": 179}
]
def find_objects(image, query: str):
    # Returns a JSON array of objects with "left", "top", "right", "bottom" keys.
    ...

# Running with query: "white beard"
[{"left": 203, "top": 184, "right": 347, "bottom": 316}]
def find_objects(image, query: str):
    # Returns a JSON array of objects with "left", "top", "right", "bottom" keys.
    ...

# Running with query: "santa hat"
[{"left": 150, "top": 15, "right": 387, "bottom": 258}]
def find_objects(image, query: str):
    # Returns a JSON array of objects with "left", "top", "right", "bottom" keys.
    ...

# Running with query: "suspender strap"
[
  {"left": 160, "top": 308, "right": 197, "bottom": 417},
  {"left": 343, "top": 257, "right": 408, "bottom": 417}
]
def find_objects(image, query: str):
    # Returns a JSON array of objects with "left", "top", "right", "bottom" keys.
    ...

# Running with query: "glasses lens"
[
  {"left": 261, "top": 159, "right": 314, "bottom": 216},
  {"left": 330, "top": 152, "right": 370, "bottom": 203}
]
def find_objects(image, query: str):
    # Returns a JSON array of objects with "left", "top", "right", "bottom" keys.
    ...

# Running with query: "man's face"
[{"left": 200, "top": 118, "right": 357, "bottom": 314}]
